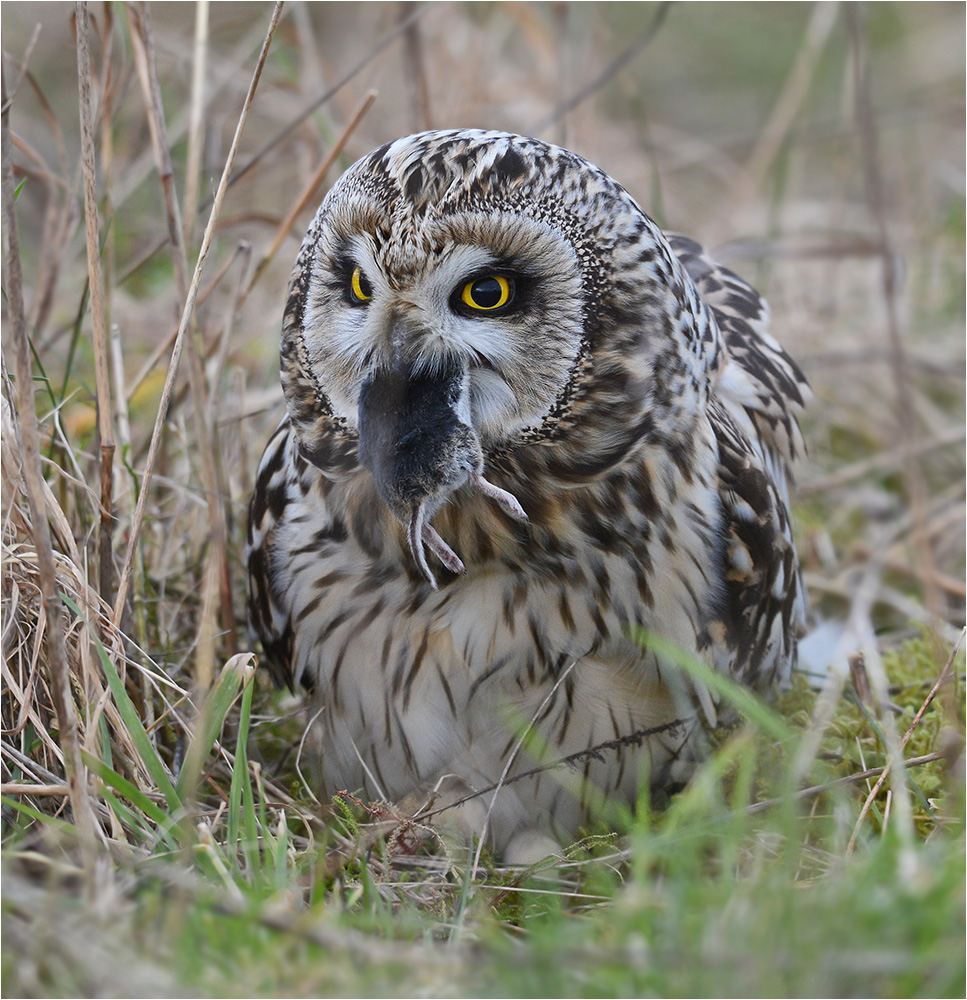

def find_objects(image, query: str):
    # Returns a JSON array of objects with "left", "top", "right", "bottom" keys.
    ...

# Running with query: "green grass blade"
[
  {"left": 632, "top": 628, "right": 796, "bottom": 743},
  {"left": 227, "top": 659, "right": 259, "bottom": 873},
  {"left": 60, "top": 593, "right": 180, "bottom": 811},
  {"left": 175, "top": 653, "right": 253, "bottom": 801},
  {"left": 1, "top": 795, "right": 77, "bottom": 834},
  {"left": 83, "top": 752, "right": 181, "bottom": 851}
]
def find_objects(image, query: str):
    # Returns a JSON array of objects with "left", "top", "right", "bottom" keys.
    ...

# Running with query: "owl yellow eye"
[
  {"left": 350, "top": 266, "right": 372, "bottom": 303},
  {"left": 460, "top": 275, "right": 513, "bottom": 311}
]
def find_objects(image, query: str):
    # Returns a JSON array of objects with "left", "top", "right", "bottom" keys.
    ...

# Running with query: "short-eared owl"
[{"left": 247, "top": 130, "right": 809, "bottom": 863}]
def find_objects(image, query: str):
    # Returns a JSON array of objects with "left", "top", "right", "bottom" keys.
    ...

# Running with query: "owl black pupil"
[{"left": 472, "top": 278, "right": 503, "bottom": 308}]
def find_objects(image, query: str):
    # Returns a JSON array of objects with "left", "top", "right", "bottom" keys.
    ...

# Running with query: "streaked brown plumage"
[{"left": 246, "top": 130, "right": 810, "bottom": 862}]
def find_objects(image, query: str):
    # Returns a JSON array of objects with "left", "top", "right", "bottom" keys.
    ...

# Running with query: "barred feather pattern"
[{"left": 246, "top": 131, "right": 810, "bottom": 862}]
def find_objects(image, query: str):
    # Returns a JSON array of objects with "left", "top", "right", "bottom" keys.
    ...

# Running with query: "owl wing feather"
[
  {"left": 668, "top": 234, "right": 810, "bottom": 689},
  {"left": 247, "top": 418, "right": 301, "bottom": 690}
]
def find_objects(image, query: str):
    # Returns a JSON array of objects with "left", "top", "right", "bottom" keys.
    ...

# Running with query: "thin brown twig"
[
  {"left": 205, "top": 243, "right": 252, "bottom": 426},
  {"left": 800, "top": 424, "right": 965, "bottom": 496},
  {"left": 400, "top": 1, "right": 431, "bottom": 133},
  {"left": 112, "top": 1, "right": 285, "bottom": 628},
  {"left": 0, "top": 23, "right": 43, "bottom": 114},
  {"left": 125, "top": 242, "right": 252, "bottom": 404},
  {"left": 413, "top": 715, "right": 689, "bottom": 825},
  {"left": 851, "top": 543, "right": 967, "bottom": 602},
  {"left": 744, "top": 751, "right": 950, "bottom": 816},
  {"left": 5, "top": 53, "right": 78, "bottom": 340},
  {"left": 716, "top": 2, "right": 839, "bottom": 241},
  {"left": 228, "top": 2, "right": 430, "bottom": 194},
  {"left": 127, "top": 1, "right": 188, "bottom": 299},
  {"left": 110, "top": 5, "right": 431, "bottom": 293}
]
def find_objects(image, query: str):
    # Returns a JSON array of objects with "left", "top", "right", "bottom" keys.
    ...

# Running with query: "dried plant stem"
[
  {"left": 847, "top": 7, "right": 941, "bottom": 619},
  {"left": 112, "top": 5, "right": 429, "bottom": 293},
  {"left": 109, "top": 323, "right": 131, "bottom": 452},
  {"left": 800, "top": 424, "right": 965, "bottom": 497},
  {"left": 129, "top": 0, "right": 227, "bottom": 686},
  {"left": 529, "top": 1, "right": 671, "bottom": 134},
  {"left": 112, "top": 1, "right": 285, "bottom": 628},
  {"left": 245, "top": 89, "right": 378, "bottom": 297},
  {"left": 0, "top": 21, "right": 41, "bottom": 109},
  {"left": 183, "top": 0, "right": 209, "bottom": 249},
  {"left": 745, "top": 750, "right": 951, "bottom": 817},
  {"left": 206, "top": 242, "right": 252, "bottom": 425},
  {"left": 846, "top": 628, "right": 963, "bottom": 855},
  {"left": 400, "top": 2, "right": 431, "bottom": 133},
  {"left": 2, "top": 58, "right": 98, "bottom": 864},
  {"left": 10, "top": 69, "right": 75, "bottom": 339},
  {"left": 718, "top": 2, "right": 839, "bottom": 239},
  {"left": 76, "top": 2, "right": 116, "bottom": 606},
  {"left": 0, "top": 783, "right": 72, "bottom": 796},
  {"left": 230, "top": 3, "right": 429, "bottom": 192},
  {"left": 126, "top": 244, "right": 252, "bottom": 404},
  {"left": 128, "top": 2, "right": 188, "bottom": 297},
  {"left": 552, "top": 2, "right": 571, "bottom": 149},
  {"left": 470, "top": 660, "right": 578, "bottom": 879}
]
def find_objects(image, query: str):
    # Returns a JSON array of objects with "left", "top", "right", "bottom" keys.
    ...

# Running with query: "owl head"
[{"left": 279, "top": 130, "right": 723, "bottom": 585}]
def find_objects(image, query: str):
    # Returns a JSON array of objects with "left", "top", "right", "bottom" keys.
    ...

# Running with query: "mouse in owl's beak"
[{"left": 357, "top": 354, "right": 527, "bottom": 588}]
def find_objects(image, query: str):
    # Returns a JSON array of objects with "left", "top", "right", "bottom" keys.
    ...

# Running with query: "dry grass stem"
[
  {"left": 125, "top": 243, "right": 253, "bottom": 404},
  {"left": 111, "top": 0, "right": 284, "bottom": 628},
  {"left": 800, "top": 424, "right": 965, "bottom": 496},
  {"left": 183, "top": 0, "right": 209, "bottom": 250},
  {"left": 205, "top": 241, "right": 252, "bottom": 427},
  {"left": 847, "top": 7, "right": 942, "bottom": 620},
  {"left": 2, "top": 58, "right": 97, "bottom": 867},
  {"left": 718, "top": 2, "right": 839, "bottom": 240},
  {"left": 75, "top": 1, "right": 116, "bottom": 607},
  {"left": 0, "top": 20, "right": 42, "bottom": 110},
  {"left": 401, "top": 2, "right": 432, "bottom": 133},
  {"left": 246, "top": 89, "right": 378, "bottom": 298},
  {"left": 0, "top": 783, "right": 71, "bottom": 796},
  {"left": 746, "top": 750, "right": 952, "bottom": 817},
  {"left": 529, "top": 1, "right": 671, "bottom": 133},
  {"left": 128, "top": 2, "right": 188, "bottom": 297},
  {"left": 130, "top": 0, "right": 227, "bottom": 685},
  {"left": 230, "top": 2, "right": 430, "bottom": 193},
  {"left": 15, "top": 57, "right": 77, "bottom": 348}
]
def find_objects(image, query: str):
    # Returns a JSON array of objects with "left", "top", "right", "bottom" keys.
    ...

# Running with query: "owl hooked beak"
[{"left": 357, "top": 356, "right": 527, "bottom": 588}]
